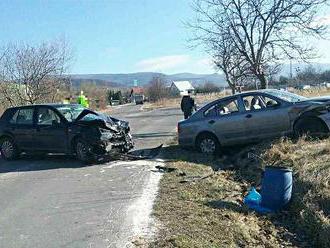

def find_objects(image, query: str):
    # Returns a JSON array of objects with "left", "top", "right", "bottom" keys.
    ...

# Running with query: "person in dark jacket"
[{"left": 181, "top": 91, "right": 196, "bottom": 119}]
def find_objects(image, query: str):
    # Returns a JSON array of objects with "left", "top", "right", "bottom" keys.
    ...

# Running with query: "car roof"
[
  {"left": 7, "top": 103, "right": 82, "bottom": 110},
  {"left": 207, "top": 89, "right": 278, "bottom": 102},
  {"left": 233, "top": 89, "right": 280, "bottom": 96},
  {"left": 198, "top": 89, "right": 286, "bottom": 110}
]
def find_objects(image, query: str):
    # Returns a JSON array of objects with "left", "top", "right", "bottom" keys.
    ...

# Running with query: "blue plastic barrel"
[{"left": 260, "top": 166, "right": 293, "bottom": 210}]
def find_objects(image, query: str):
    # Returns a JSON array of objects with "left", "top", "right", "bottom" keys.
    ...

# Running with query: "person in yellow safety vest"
[
  {"left": 85, "top": 95, "right": 90, "bottom": 108},
  {"left": 77, "top": 91, "right": 89, "bottom": 108}
]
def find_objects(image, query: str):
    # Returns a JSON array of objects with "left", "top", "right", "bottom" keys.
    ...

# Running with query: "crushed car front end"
[
  {"left": 55, "top": 105, "right": 134, "bottom": 160},
  {"left": 289, "top": 99, "right": 330, "bottom": 137},
  {"left": 97, "top": 119, "right": 134, "bottom": 154},
  {"left": 73, "top": 116, "right": 134, "bottom": 157}
]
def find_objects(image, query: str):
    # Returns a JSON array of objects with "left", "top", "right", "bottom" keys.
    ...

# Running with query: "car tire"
[
  {"left": 196, "top": 133, "right": 220, "bottom": 155},
  {"left": 294, "top": 117, "right": 329, "bottom": 138},
  {"left": 0, "top": 137, "right": 20, "bottom": 160},
  {"left": 75, "top": 139, "right": 93, "bottom": 163}
]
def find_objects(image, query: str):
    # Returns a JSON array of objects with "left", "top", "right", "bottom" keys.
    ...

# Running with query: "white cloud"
[
  {"left": 316, "top": 15, "right": 330, "bottom": 26},
  {"left": 135, "top": 55, "right": 190, "bottom": 72},
  {"left": 196, "top": 57, "right": 215, "bottom": 69},
  {"left": 134, "top": 55, "right": 217, "bottom": 74}
]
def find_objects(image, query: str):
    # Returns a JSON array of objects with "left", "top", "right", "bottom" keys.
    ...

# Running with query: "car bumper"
[
  {"left": 90, "top": 133, "right": 134, "bottom": 154},
  {"left": 178, "top": 136, "right": 194, "bottom": 148}
]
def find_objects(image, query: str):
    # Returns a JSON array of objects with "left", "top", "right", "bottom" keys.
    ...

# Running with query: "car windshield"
[
  {"left": 266, "top": 90, "right": 308, "bottom": 103},
  {"left": 55, "top": 105, "right": 86, "bottom": 122},
  {"left": 56, "top": 105, "right": 105, "bottom": 122}
]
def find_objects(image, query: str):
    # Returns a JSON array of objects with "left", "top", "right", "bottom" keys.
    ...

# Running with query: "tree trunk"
[
  {"left": 224, "top": 73, "right": 236, "bottom": 95},
  {"left": 257, "top": 73, "right": 268, "bottom": 89}
]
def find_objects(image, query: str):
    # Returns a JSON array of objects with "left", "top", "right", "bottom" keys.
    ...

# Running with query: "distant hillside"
[
  {"left": 70, "top": 78, "right": 121, "bottom": 88},
  {"left": 69, "top": 63, "right": 330, "bottom": 89},
  {"left": 70, "top": 72, "right": 226, "bottom": 88},
  {"left": 169, "top": 73, "right": 225, "bottom": 86}
]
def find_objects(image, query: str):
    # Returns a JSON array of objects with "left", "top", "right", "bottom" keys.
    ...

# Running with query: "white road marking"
[{"left": 124, "top": 159, "right": 164, "bottom": 247}]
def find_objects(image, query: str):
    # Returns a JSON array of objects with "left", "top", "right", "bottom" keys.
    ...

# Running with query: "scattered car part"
[
  {"left": 155, "top": 165, "right": 176, "bottom": 173},
  {"left": 95, "top": 144, "right": 163, "bottom": 162}
]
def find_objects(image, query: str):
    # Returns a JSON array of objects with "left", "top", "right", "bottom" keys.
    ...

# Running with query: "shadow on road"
[
  {"left": 0, "top": 154, "right": 83, "bottom": 174},
  {"left": 0, "top": 144, "right": 164, "bottom": 174}
]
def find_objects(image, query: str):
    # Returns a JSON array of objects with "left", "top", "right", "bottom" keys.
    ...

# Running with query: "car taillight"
[{"left": 177, "top": 123, "right": 181, "bottom": 134}]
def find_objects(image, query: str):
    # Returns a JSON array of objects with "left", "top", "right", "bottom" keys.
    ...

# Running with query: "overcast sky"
[{"left": 0, "top": 0, "right": 329, "bottom": 75}]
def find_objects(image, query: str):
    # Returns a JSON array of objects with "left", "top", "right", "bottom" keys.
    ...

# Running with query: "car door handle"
[
  {"left": 208, "top": 120, "right": 215, "bottom": 124},
  {"left": 245, "top": 114, "right": 252, "bottom": 119}
]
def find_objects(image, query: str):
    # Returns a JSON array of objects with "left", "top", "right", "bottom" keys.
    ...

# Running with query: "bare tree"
[
  {"left": 0, "top": 39, "right": 72, "bottom": 106},
  {"left": 212, "top": 29, "right": 250, "bottom": 93},
  {"left": 146, "top": 77, "right": 169, "bottom": 102},
  {"left": 191, "top": 0, "right": 329, "bottom": 89}
]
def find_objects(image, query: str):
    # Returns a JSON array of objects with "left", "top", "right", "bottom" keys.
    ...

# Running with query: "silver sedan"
[{"left": 178, "top": 89, "right": 330, "bottom": 154}]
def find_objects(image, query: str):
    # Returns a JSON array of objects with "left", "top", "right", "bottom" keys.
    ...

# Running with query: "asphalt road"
[{"left": 0, "top": 104, "right": 182, "bottom": 248}]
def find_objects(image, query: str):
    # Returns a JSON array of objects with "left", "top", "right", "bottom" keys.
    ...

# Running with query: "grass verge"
[{"left": 149, "top": 138, "right": 330, "bottom": 247}]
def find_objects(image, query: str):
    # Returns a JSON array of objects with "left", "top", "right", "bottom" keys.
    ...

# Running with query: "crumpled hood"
[
  {"left": 290, "top": 96, "right": 330, "bottom": 117},
  {"left": 74, "top": 109, "right": 128, "bottom": 133}
]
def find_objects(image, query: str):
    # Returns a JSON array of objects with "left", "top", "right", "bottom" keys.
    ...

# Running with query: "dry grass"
[
  {"left": 142, "top": 98, "right": 182, "bottom": 110},
  {"left": 143, "top": 92, "right": 228, "bottom": 111},
  {"left": 150, "top": 137, "right": 330, "bottom": 247},
  {"left": 262, "top": 138, "right": 330, "bottom": 247},
  {"left": 294, "top": 88, "right": 330, "bottom": 98}
]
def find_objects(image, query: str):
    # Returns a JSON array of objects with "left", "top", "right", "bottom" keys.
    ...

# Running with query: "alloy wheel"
[
  {"left": 200, "top": 138, "right": 216, "bottom": 154},
  {"left": 76, "top": 142, "right": 88, "bottom": 160},
  {"left": 1, "top": 140, "right": 14, "bottom": 159}
]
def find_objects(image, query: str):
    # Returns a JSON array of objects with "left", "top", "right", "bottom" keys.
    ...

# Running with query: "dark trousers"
[{"left": 184, "top": 111, "right": 192, "bottom": 119}]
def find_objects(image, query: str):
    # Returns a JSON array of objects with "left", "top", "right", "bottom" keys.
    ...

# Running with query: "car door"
[
  {"left": 34, "top": 106, "right": 68, "bottom": 152},
  {"left": 8, "top": 107, "right": 35, "bottom": 150},
  {"left": 241, "top": 93, "right": 291, "bottom": 141},
  {"left": 203, "top": 96, "right": 249, "bottom": 145}
]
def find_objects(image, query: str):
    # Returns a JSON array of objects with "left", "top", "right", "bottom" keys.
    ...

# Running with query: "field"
[{"left": 142, "top": 92, "right": 229, "bottom": 111}]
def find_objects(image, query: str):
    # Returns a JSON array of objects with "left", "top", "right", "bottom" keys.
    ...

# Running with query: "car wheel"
[
  {"left": 196, "top": 133, "right": 220, "bottom": 155},
  {"left": 294, "top": 117, "right": 329, "bottom": 138},
  {"left": 0, "top": 137, "right": 19, "bottom": 160},
  {"left": 75, "top": 139, "right": 93, "bottom": 163}
]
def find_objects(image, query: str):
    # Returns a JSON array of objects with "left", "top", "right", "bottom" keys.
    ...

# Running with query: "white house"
[{"left": 170, "top": 81, "right": 195, "bottom": 96}]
